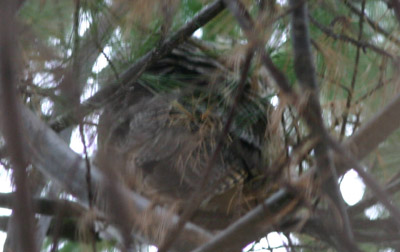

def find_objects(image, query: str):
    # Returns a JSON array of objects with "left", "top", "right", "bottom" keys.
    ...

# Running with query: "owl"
[{"left": 97, "top": 40, "right": 270, "bottom": 229}]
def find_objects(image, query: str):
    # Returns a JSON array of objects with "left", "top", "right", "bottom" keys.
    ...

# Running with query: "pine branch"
[{"left": 49, "top": 0, "right": 226, "bottom": 133}]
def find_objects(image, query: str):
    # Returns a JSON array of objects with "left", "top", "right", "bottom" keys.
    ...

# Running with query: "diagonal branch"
[
  {"left": 50, "top": 0, "right": 226, "bottom": 133},
  {"left": 341, "top": 92, "right": 400, "bottom": 174},
  {"left": 190, "top": 188, "right": 300, "bottom": 252}
]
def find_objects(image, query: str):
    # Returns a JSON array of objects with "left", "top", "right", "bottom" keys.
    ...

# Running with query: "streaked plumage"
[{"left": 97, "top": 39, "right": 270, "bottom": 229}]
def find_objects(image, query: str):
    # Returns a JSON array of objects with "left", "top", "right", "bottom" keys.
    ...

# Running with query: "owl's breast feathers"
[
  {"left": 97, "top": 41, "right": 270, "bottom": 229},
  {"left": 103, "top": 94, "right": 262, "bottom": 197}
]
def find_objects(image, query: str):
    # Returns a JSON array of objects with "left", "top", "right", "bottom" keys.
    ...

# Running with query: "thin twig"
[
  {"left": 93, "top": 35, "right": 120, "bottom": 83},
  {"left": 308, "top": 15, "right": 394, "bottom": 59},
  {"left": 355, "top": 78, "right": 391, "bottom": 105},
  {"left": 343, "top": 0, "right": 400, "bottom": 48},
  {"left": 74, "top": 4, "right": 96, "bottom": 247},
  {"left": 339, "top": 0, "right": 366, "bottom": 141},
  {"left": 352, "top": 42, "right": 383, "bottom": 102}
]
